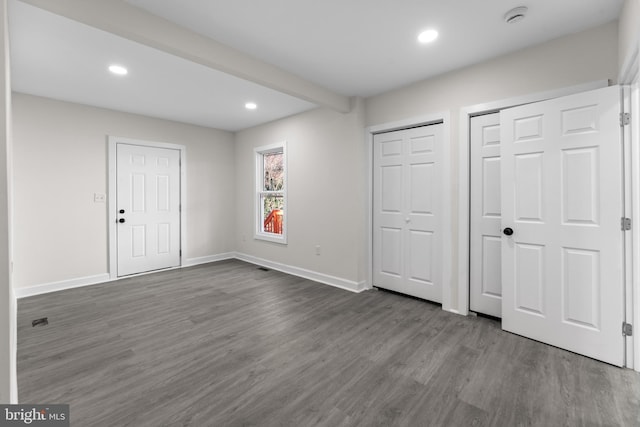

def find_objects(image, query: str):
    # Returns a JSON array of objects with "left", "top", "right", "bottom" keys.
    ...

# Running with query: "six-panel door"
[
  {"left": 116, "top": 143, "right": 181, "bottom": 276},
  {"left": 500, "top": 85, "right": 624, "bottom": 366},
  {"left": 470, "top": 113, "right": 503, "bottom": 317},
  {"left": 373, "top": 124, "right": 443, "bottom": 303}
]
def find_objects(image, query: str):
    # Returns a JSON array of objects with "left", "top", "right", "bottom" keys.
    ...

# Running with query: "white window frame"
[{"left": 254, "top": 141, "right": 287, "bottom": 244}]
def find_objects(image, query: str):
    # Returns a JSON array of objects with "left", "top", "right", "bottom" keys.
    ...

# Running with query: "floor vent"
[
  {"left": 32, "top": 317, "right": 49, "bottom": 327},
  {"left": 257, "top": 267, "right": 270, "bottom": 272}
]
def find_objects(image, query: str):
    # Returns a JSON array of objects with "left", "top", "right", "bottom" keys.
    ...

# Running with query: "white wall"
[
  {"left": 366, "top": 22, "right": 618, "bottom": 127},
  {"left": 11, "top": 93, "right": 235, "bottom": 291},
  {"left": 0, "top": 7, "right": 630, "bottom": 404},
  {"left": 0, "top": 0, "right": 14, "bottom": 403},
  {"left": 619, "top": 0, "right": 640, "bottom": 73},
  {"left": 365, "top": 21, "right": 619, "bottom": 310},
  {"left": 9, "top": 22, "right": 620, "bottom": 299},
  {"left": 234, "top": 99, "right": 366, "bottom": 289}
]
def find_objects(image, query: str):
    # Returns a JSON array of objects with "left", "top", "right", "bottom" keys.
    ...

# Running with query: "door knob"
[
  {"left": 119, "top": 209, "right": 125, "bottom": 214},
  {"left": 503, "top": 227, "right": 513, "bottom": 236},
  {"left": 118, "top": 218, "right": 125, "bottom": 223}
]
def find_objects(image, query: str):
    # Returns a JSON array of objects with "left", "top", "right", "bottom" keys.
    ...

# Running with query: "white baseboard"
[
  {"left": 14, "top": 273, "right": 112, "bottom": 298},
  {"left": 14, "top": 252, "right": 366, "bottom": 298},
  {"left": 234, "top": 252, "right": 366, "bottom": 293},
  {"left": 183, "top": 252, "right": 235, "bottom": 267}
]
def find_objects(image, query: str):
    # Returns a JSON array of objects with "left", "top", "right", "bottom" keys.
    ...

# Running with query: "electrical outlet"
[
  {"left": 315, "top": 245, "right": 321, "bottom": 255},
  {"left": 94, "top": 193, "right": 106, "bottom": 203}
]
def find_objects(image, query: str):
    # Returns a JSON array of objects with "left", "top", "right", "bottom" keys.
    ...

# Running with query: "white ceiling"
[
  {"left": 9, "top": 0, "right": 625, "bottom": 131},
  {"left": 8, "top": 1, "right": 316, "bottom": 131},
  {"left": 126, "top": 0, "right": 624, "bottom": 97}
]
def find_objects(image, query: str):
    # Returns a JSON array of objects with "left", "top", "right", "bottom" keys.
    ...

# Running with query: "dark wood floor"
[{"left": 17, "top": 260, "right": 640, "bottom": 426}]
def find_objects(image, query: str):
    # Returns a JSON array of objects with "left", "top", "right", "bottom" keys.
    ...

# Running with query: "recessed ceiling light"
[
  {"left": 418, "top": 29, "right": 439, "bottom": 44},
  {"left": 108, "top": 65, "right": 128, "bottom": 75},
  {"left": 245, "top": 102, "right": 257, "bottom": 110}
]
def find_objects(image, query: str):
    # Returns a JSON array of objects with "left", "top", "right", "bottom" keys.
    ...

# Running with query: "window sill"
[{"left": 254, "top": 233, "right": 288, "bottom": 245}]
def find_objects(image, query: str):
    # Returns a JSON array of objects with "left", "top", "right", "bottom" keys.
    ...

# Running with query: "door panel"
[
  {"left": 515, "top": 153, "right": 545, "bottom": 221},
  {"left": 381, "top": 227, "right": 402, "bottom": 277},
  {"left": 500, "top": 85, "right": 623, "bottom": 366},
  {"left": 409, "top": 230, "right": 433, "bottom": 283},
  {"left": 470, "top": 113, "right": 502, "bottom": 317},
  {"left": 562, "top": 248, "right": 600, "bottom": 329},
  {"left": 514, "top": 242, "right": 545, "bottom": 315},
  {"left": 117, "top": 143, "right": 181, "bottom": 276},
  {"left": 373, "top": 124, "right": 443, "bottom": 303},
  {"left": 562, "top": 147, "right": 599, "bottom": 224},
  {"left": 481, "top": 236, "right": 501, "bottom": 297},
  {"left": 482, "top": 157, "right": 501, "bottom": 216}
]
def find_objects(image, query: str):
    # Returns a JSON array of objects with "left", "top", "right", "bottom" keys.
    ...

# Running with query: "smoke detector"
[{"left": 504, "top": 6, "right": 528, "bottom": 24}]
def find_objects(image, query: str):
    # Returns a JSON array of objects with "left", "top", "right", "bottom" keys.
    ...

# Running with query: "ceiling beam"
[{"left": 16, "top": 0, "right": 351, "bottom": 113}]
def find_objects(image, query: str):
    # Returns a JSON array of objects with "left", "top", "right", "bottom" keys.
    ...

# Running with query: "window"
[{"left": 255, "top": 142, "right": 287, "bottom": 243}]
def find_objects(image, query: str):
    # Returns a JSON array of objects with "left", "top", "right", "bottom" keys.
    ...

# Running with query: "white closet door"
[
  {"left": 373, "top": 124, "right": 443, "bottom": 303},
  {"left": 500, "top": 85, "right": 624, "bottom": 366},
  {"left": 470, "top": 113, "right": 502, "bottom": 317}
]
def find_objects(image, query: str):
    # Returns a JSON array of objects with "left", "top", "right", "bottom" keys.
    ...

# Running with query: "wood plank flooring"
[{"left": 17, "top": 260, "right": 640, "bottom": 426}]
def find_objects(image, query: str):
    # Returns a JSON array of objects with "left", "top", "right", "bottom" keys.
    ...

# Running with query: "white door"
[
  {"left": 470, "top": 113, "right": 502, "bottom": 317},
  {"left": 500, "top": 85, "right": 624, "bottom": 366},
  {"left": 373, "top": 123, "right": 443, "bottom": 303},
  {"left": 116, "top": 143, "right": 181, "bottom": 276}
]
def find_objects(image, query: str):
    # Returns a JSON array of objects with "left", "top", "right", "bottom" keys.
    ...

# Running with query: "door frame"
[
  {"left": 107, "top": 136, "right": 187, "bottom": 279},
  {"left": 365, "top": 111, "right": 453, "bottom": 311},
  {"left": 620, "top": 43, "right": 640, "bottom": 371},
  {"left": 458, "top": 79, "right": 638, "bottom": 370}
]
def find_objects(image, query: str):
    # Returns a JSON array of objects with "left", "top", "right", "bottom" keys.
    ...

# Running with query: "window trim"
[{"left": 254, "top": 141, "right": 287, "bottom": 244}]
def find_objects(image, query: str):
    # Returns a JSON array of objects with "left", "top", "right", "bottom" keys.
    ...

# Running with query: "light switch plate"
[{"left": 94, "top": 193, "right": 106, "bottom": 203}]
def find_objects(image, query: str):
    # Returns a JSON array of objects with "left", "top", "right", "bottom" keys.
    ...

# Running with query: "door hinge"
[
  {"left": 621, "top": 217, "right": 632, "bottom": 231},
  {"left": 621, "top": 112, "right": 631, "bottom": 126},
  {"left": 623, "top": 322, "right": 633, "bottom": 337},
  {"left": 179, "top": 249, "right": 182, "bottom": 257}
]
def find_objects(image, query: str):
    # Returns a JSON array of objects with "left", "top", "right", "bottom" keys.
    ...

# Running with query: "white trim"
[
  {"left": 183, "top": 253, "right": 235, "bottom": 267},
  {"left": 364, "top": 122, "right": 375, "bottom": 289},
  {"left": 632, "top": 80, "right": 640, "bottom": 373},
  {"left": 619, "top": 22, "right": 640, "bottom": 373},
  {"left": 254, "top": 141, "right": 288, "bottom": 245},
  {"left": 441, "top": 112, "right": 452, "bottom": 312},
  {"left": 622, "top": 85, "right": 635, "bottom": 370},
  {"left": 365, "top": 111, "right": 454, "bottom": 312},
  {"left": 457, "top": 80, "right": 609, "bottom": 316},
  {"left": 107, "top": 136, "right": 187, "bottom": 280},
  {"left": 14, "top": 273, "right": 112, "bottom": 298},
  {"left": 367, "top": 114, "right": 446, "bottom": 134},
  {"left": 15, "top": 252, "right": 366, "bottom": 298},
  {"left": 365, "top": 121, "right": 374, "bottom": 291},
  {"left": 235, "top": 252, "right": 366, "bottom": 293}
]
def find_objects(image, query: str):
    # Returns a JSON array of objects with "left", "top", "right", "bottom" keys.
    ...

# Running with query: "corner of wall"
[
  {"left": 619, "top": 0, "right": 640, "bottom": 79},
  {"left": 9, "top": 284, "right": 17, "bottom": 403}
]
